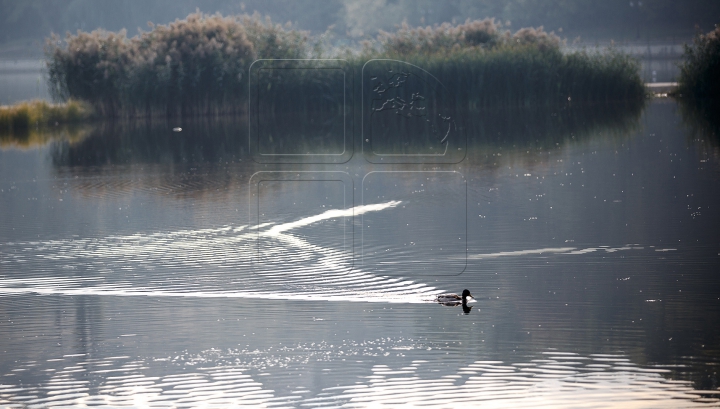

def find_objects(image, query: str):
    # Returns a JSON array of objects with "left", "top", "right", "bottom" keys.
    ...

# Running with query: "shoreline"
[{"left": 0, "top": 84, "right": 677, "bottom": 129}]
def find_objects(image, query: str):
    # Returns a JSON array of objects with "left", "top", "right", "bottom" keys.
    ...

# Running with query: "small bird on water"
[{"left": 435, "top": 289, "right": 474, "bottom": 304}]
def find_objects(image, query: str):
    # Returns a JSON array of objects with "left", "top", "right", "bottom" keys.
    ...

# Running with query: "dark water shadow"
[
  {"left": 50, "top": 117, "right": 248, "bottom": 169},
  {"left": 47, "top": 102, "right": 644, "bottom": 169},
  {"left": 678, "top": 97, "right": 720, "bottom": 158},
  {"left": 465, "top": 100, "right": 644, "bottom": 155},
  {"left": 0, "top": 124, "right": 92, "bottom": 150}
]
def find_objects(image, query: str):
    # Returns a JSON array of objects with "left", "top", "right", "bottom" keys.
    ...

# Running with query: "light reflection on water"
[
  {"left": 0, "top": 348, "right": 716, "bottom": 408},
  {"left": 0, "top": 200, "right": 443, "bottom": 303},
  {"left": 1, "top": 99, "right": 720, "bottom": 407}
]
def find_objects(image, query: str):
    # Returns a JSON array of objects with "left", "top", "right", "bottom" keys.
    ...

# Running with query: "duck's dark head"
[{"left": 461, "top": 289, "right": 473, "bottom": 300}]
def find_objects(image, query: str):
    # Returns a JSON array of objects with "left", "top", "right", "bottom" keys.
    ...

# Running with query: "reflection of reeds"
[
  {"left": 50, "top": 116, "right": 247, "bottom": 168},
  {"left": 467, "top": 101, "right": 644, "bottom": 156},
  {"left": 678, "top": 97, "right": 720, "bottom": 160},
  {"left": 0, "top": 124, "right": 92, "bottom": 150},
  {"left": 49, "top": 102, "right": 642, "bottom": 169}
]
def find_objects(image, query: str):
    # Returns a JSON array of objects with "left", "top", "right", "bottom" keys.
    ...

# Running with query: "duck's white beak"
[{"left": 466, "top": 296, "right": 477, "bottom": 303}]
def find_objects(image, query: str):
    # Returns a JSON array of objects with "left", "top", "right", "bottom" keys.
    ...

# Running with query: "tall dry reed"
[
  {"left": 47, "top": 12, "right": 312, "bottom": 118},
  {"left": 679, "top": 26, "right": 720, "bottom": 98},
  {"left": 45, "top": 13, "right": 644, "bottom": 118},
  {"left": 365, "top": 20, "right": 643, "bottom": 106}
]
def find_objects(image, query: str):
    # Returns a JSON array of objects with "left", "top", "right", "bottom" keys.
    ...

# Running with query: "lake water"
[
  {"left": 0, "top": 60, "right": 48, "bottom": 105},
  {"left": 1, "top": 62, "right": 720, "bottom": 407}
]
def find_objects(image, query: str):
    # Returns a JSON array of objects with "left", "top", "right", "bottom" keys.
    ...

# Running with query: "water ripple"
[
  {"left": 0, "top": 351, "right": 716, "bottom": 408},
  {"left": 0, "top": 201, "right": 441, "bottom": 304}
]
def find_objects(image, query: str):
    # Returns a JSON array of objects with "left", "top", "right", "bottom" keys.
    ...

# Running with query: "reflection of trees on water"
[
  {"left": 466, "top": 100, "right": 644, "bottom": 156},
  {"left": 50, "top": 118, "right": 248, "bottom": 168},
  {"left": 678, "top": 97, "right": 720, "bottom": 160},
  {"left": 45, "top": 101, "right": 646, "bottom": 199},
  {"left": 0, "top": 125, "right": 91, "bottom": 150},
  {"left": 49, "top": 118, "right": 251, "bottom": 199},
  {"left": 49, "top": 102, "right": 644, "bottom": 170}
]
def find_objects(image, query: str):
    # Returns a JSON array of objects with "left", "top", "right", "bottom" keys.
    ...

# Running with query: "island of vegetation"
[{"left": 3, "top": 12, "right": 648, "bottom": 129}]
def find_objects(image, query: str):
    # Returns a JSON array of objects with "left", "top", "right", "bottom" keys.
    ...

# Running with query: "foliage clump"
[
  {"left": 374, "top": 18, "right": 504, "bottom": 56},
  {"left": 47, "top": 12, "right": 311, "bottom": 117},
  {"left": 373, "top": 18, "right": 562, "bottom": 57},
  {"left": 679, "top": 26, "right": 720, "bottom": 98},
  {"left": 369, "top": 19, "right": 642, "bottom": 106},
  {"left": 45, "top": 12, "right": 644, "bottom": 117}
]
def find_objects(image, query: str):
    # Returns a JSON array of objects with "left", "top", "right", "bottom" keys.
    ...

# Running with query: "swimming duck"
[{"left": 435, "top": 289, "right": 473, "bottom": 304}]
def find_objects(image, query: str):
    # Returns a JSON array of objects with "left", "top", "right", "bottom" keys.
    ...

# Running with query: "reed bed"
[
  {"left": 679, "top": 26, "right": 720, "bottom": 98},
  {"left": 47, "top": 12, "right": 312, "bottom": 118},
  {"left": 677, "top": 26, "right": 720, "bottom": 152},
  {"left": 45, "top": 13, "right": 645, "bottom": 118},
  {"left": 362, "top": 19, "right": 644, "bottom": 107}
]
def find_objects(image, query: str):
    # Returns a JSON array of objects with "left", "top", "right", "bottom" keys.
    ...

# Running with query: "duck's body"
[{"left": 435, "top": 289, "right": 473, "bottom": 304}]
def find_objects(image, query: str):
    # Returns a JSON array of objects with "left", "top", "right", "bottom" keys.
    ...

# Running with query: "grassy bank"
[
  {"left": 0, "top": 99, "right": 93, "bottom": 133},
  {"left": 45, "top": 13, "right": 645, "bottom": 118}
]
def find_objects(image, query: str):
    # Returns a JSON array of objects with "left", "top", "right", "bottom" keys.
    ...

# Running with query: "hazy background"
[{"left": 1, "top": 0, "right": 719, "bottom": 58}]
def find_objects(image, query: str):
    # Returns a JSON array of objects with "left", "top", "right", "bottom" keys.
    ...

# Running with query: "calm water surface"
[
  {"left": 0, "top": 60, "right": 48, "bottom": 105},
  {"left": 2, "top": 89, "right": 720, "bottom": 407}
]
